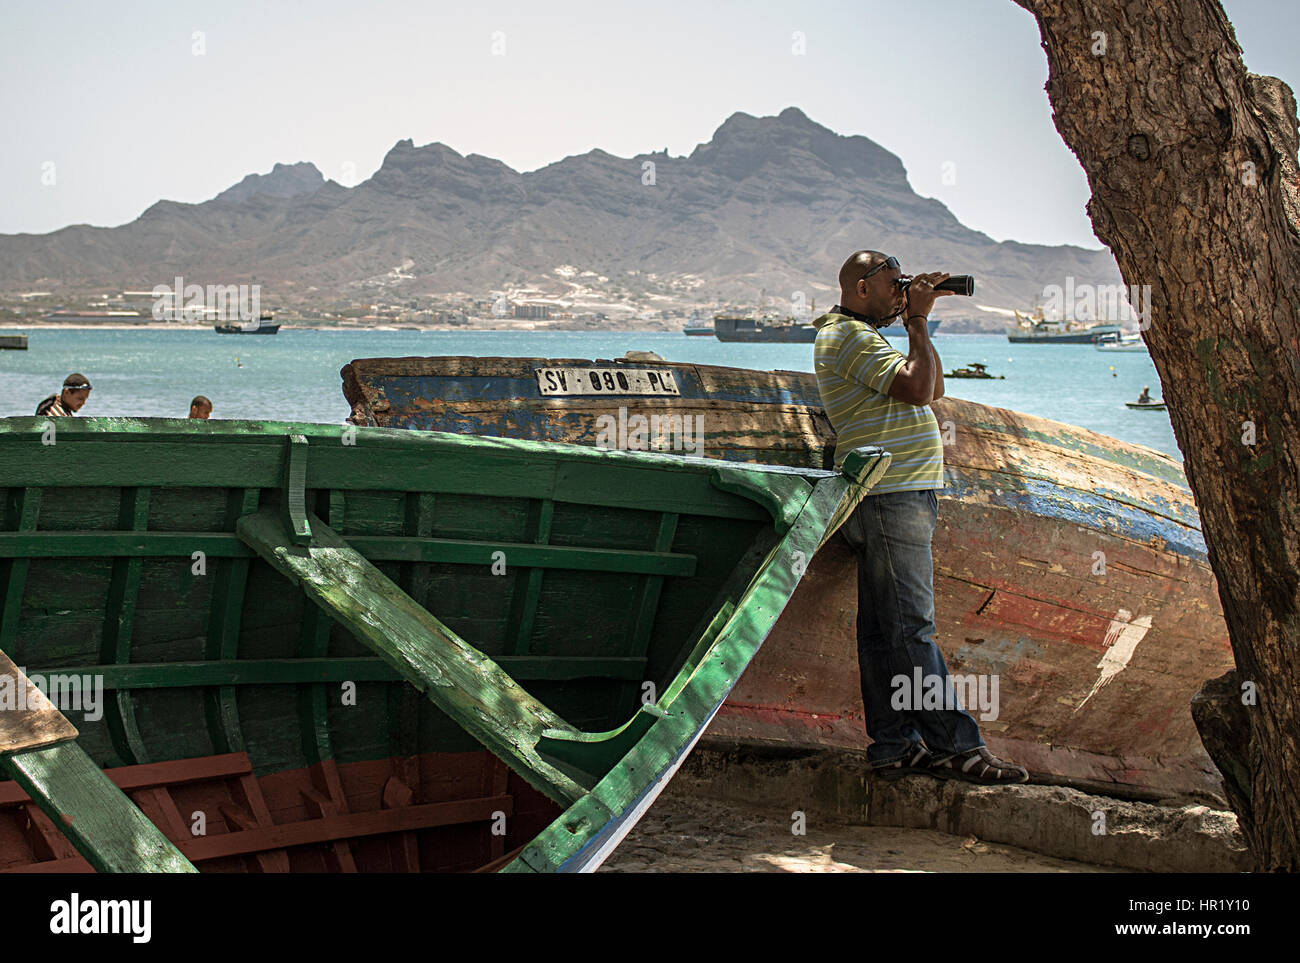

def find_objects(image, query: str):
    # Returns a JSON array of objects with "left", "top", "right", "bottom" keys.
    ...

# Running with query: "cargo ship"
[
  {"left": 1007, "top": 309, "right": 1120, "bottom": 344},
  {"left": 214, "top": 311, "right": 280, "bottom": 334}
]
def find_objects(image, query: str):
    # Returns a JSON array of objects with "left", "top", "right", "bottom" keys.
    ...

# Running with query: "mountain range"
[{"left": 0, "top": 107, "right": 1120, "bottom": 327}]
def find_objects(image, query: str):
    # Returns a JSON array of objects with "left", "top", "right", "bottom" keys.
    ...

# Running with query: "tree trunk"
[{"left": 1011, "top": 0, "right": 1300, "bottom": 870}]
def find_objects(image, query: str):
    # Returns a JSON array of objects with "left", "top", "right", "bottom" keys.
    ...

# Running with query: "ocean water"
[{"left": 0, "top": 328, "right": 1180, "bottom": 460}]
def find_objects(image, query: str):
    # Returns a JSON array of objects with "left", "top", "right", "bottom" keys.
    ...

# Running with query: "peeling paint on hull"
[{"left": 342, "top": 356, "right": 1233, "bottom": 803}]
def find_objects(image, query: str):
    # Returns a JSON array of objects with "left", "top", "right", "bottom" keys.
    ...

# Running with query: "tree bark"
[{"left": 1012, "top": 0, "right": 1300, "bottom": 870}]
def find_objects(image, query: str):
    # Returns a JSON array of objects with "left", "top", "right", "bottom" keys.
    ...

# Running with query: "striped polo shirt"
[{"left": 812, "top": 311, "right": 944, "bottom": 493}]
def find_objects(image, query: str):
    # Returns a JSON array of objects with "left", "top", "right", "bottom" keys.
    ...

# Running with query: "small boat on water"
[
  {"left": 215, "top": 312, "right": 280, "bottom": 335},
  {"left": 945, "top": 362, "right": 1004, "bottom": 380},
  {"left": 342, "top": 355, "right": 1233, "bottom": 804},
  {"left": 682, "top": 319, "right": 714, "bottom": 336},
  {"left": 1095, "top": 332, "right": 1147, "bottom": 352},
  {"left": 0, "top": 417, "right": 882, "bottom": 872},
  {"left": 0, "top": 335, "right": 27, "bottom": 350},
  {"left": 1127, "top": 400, "right": 1168, "bottom": 410}
]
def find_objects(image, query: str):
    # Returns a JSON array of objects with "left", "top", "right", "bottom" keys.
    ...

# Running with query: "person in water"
[
  {"left": 1138, "top": 386, "right": 1151, "bottom": 404},
  {"left": 35, "top": 374, "right": 92, "bottom": 416},
  {"left": 188, "top": 395, "right": 213, "bottom": 419},
  {"left": 812, "top": 250, "right": 1029, "bottom": 784}
]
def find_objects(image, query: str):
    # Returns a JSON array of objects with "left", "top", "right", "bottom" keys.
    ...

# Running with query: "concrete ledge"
[{"left": 675, "top": 745, "right": 1250, "bottom": 873}]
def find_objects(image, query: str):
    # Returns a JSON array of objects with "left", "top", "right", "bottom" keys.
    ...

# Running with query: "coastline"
[{"left": 0, "top": 321, "right": 681, "bottom": 333}]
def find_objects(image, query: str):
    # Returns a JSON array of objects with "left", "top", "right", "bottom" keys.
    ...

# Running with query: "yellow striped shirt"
[{"left": 812, "top": 312, "right": 944, "bottom": 493}]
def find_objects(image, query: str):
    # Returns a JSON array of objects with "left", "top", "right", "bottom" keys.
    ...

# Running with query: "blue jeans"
[{"left": 839, "top": 489, "right": 984, "bottom": 764}]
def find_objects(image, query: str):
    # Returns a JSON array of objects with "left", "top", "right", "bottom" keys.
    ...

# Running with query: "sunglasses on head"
[{"left": 860, "top": 256, "right": 901, "bottom": 282}]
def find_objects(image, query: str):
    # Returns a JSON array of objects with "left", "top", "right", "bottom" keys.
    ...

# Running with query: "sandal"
[
  {"left": 930, "top": 746, "right": 1028, "bottom": 784},
  {"left": 871, "top": 744, "right": 938, "bottom": 781}
]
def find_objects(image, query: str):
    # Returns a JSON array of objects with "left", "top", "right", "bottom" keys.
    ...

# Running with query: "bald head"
[
  {"left": 838, "top": 250, "right": 889, "bottom": 294},
  {"left": 837, "top": 249, "right": 904, "bottom": 320}
]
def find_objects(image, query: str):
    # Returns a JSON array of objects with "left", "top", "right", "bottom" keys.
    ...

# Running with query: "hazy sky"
[{"left": 2, "top": 0, "right": 1295, "bottom": 248}]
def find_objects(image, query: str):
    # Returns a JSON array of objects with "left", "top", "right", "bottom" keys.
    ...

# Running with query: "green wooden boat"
[{"left": 0, "top": 417, "right": 886, "bottom": 872}]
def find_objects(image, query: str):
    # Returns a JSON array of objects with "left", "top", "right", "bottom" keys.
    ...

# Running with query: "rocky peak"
[{"left": 213, "top": 161, "right": 324, "bottom": 204}]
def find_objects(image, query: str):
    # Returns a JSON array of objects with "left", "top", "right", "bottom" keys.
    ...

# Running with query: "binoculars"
[{"left": 898, "top": 275, "right": 975, "bottom": 296}]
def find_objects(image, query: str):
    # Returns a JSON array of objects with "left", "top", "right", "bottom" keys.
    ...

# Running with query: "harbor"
[{"left": 0, "top": 329, "right": 1181, "bottom": 458}]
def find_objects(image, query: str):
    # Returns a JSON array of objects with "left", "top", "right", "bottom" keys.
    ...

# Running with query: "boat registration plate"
[{"left": 535, "top": 367, "right": 681, "bottom": 397}]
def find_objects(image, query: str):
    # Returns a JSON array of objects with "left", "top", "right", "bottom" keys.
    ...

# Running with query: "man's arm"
[
  {"left": 885, "top": 317, "right": 938, "bottom": 406},
  {"left": 886, "top": 272, "right": 953, "bottom": 406}
]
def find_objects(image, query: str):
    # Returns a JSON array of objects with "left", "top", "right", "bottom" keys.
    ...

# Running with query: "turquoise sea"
[{"left": 0, "top": 329, "right": 1180, "bottom": 460}]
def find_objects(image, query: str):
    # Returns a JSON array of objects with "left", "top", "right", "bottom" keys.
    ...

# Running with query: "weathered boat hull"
[
  {"left": 342, "top": 356, "right": 1233, "bottom": 803},
  {"left": 0, "top": 417, "right": 883, "bottom": 871}
]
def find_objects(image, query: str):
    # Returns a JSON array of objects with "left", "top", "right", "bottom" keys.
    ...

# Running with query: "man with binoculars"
[{"left": 813, "top": 250, "right": 1028, "bottom": 784}]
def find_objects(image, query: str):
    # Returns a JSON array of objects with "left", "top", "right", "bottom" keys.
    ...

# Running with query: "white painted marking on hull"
[{"left": 1076, "top": 608, "right": 1153, "bottom": 710}]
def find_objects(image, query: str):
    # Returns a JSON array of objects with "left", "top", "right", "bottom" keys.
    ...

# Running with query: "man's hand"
[{"left": 904, "top": 272, "right": 955, "bottom": 320}]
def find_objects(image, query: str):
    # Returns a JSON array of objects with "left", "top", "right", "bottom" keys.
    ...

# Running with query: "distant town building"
[
  {"left": 513, "top": 303, "right": 551, "bottom": 320},
  {"left": 44, "top": 310, "right": 144, "bottom": 323}
]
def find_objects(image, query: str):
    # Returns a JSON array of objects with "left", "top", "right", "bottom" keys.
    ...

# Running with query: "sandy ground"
[{"left": 599, "top": 789, "right": 1123, "bottom": 873}]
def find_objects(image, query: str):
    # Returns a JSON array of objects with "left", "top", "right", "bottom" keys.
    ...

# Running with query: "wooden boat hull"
[
  {"left": 1126, "top": 401, "right": 1168, "bottom": 410},
  {"left": 0, "top": 417, "right": 884, "bottom": 871},
  {"left": 342, "top": 356, "right": 1234, "bottom": 803}
]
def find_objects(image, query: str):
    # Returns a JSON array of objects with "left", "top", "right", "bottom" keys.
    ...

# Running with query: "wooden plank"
[
  {"left": 300, "top": 788, "right": 358, "bottom": 872},
  {"left": 401, "top": 491, "right": 436, "bottom": 610},
  {"left": 0, "top": 531, "right": 255, "bottom": 558},
  {"left": 23, "top": 802, "right": 80, "bottom": 861},
  {"left": 233, "top": 771, "right": 292, "bottom": 873},
  {"left": 0, "top": 487, "right": 41, "bottom": 653},
  {"left": 296, "top": 608, "right": 334, "bottom": 765},
  {"left": 6, "top": 794, "right": 514, "bottom": 872},
  {"left": 0, "top": 740, "right": 196, "bottom": 872},
  {"left": 630, "top": 512, "right": 678, "bottom": 652},
  {"left": 236, "top": 507, "right": 590, "bottom": 805},
  {"left": 281, "top": 435, "right": 312, "bottom": 545},
  {"left": 101, "top": 486, "right": 151, "bottom": 765},
  {"left": 482, "top": 756, "right": 510, "bottom": 863},
  {"left": 183, "top": 794, "right": 513, "bottom": 863},
  {"left": 218, "top": 802, "right": 291, "bottom": 873},
  {"left": 305, "top": 760, "right": 358, "bottom": 873},
  {"left": 15, "top": 656, "right": 648, "bottom": 691},
  {"left": 507, "top": 498, "right": 554, "bottom": 655},
  {"left": 0, "top": 532, "right": 697, "bottom": 575},
  {"left": 0, "top": 650, "right": 78, "bottom": 753},
  {"left": 475, "top": 843, "right": 529, "bottom": 873},
  {"left": 616, "top": 512, "right": 679, "bottom": 720},
  {"left": 0, "top": 426, "right": 781, "bottom": 522},
  {"left": 0, "top": 751, "right": 252, "bottom": 806},
  {"left": 203, "top": 488, "right": 259, "bottom": 755},
  {"left": 381, "top": 774, "right": 421, "bottom": 872},
  {"left": 141, "top": 787, "right": 192, "bottom": 840}
]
